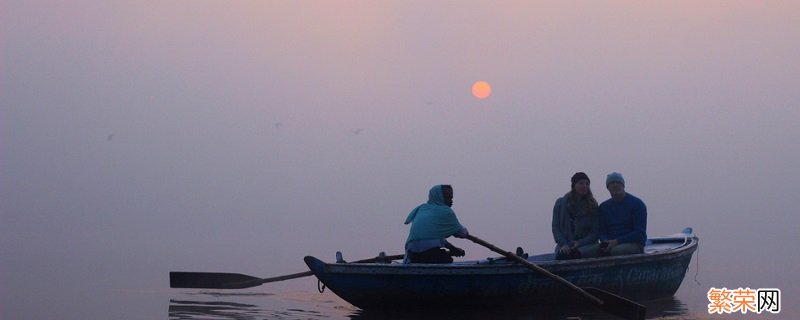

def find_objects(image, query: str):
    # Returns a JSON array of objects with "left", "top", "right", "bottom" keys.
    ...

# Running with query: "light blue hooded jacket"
[{"left": 404, "top": 185, "right": 466, "bottom": 248}]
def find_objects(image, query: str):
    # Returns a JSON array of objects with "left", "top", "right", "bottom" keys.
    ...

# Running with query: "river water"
[
  {"left": 165, "top": 284, "right": 691, "bottom": 320},
  {"left": 163, "top": 264, "right": 787, "bottom": 320},
  {"left": 163, "top": 278, "right": 791, "bottom": 320},
  {"left": 1, "top": 227, "right": 796, "bottom": 320},
  {"left": 158, "top": 230, "right": 796, "bottom": 320}
]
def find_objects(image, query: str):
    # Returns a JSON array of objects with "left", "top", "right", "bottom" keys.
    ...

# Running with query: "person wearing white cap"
[{"left": 590, "top": 172, "right": 648, "bottom": 256}]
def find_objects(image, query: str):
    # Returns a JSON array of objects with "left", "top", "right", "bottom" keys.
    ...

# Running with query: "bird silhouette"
[
  {"left": 275, "top": 122, "right": 283, "bottom": 128},
  {"left": 351, "top": 128, "right": 365, "bottom": 135},
  {"left": 107, "top": 134, "right": 114, "bottom": 141}
]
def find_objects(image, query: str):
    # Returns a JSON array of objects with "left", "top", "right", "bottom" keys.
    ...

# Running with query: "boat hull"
[{"left": 304, "top": 236, "right": 698, "bottom": 310}]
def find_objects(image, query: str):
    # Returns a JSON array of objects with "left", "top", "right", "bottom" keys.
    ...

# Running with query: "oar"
[
  {"left": 465, "top": 234, "right": 646, "bottom": 320},
  {"left": 170, "top": 253, "right": 404, "bottom": 289}
]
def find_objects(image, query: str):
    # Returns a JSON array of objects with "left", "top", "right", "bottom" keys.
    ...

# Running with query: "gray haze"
[{"left": 2, "top": 1, "right": 799, "bottom": 318}]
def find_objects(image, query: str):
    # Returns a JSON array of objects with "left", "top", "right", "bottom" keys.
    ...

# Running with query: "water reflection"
[
  {"left": 169, "top": 292, "right": 690, "bottom": 320},
  {"left": 349, "top": 306, "right": 596, "bottom": 320},
  {"left": 169, "top": 300, "right": 263, "bottom": 320},
  {"left": 350, "top": 298, "right": 689, "bottom": 320},
  {"left": 168, "top": 292, "right": 325, "bottom": 320},
  {"left": 645, "top": 297, "right": 689, "bottom": 318}
]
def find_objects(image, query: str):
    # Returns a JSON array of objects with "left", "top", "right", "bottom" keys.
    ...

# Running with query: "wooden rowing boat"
[{"left": 304, "top": 228, "right": 698, "bottom": 310}]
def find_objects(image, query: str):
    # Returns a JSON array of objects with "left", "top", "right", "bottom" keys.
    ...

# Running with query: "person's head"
[
  {"left": 570, "top": 172, "right": 591, "bottom": 196},
  {"left": 605, "top": 172, "right": 626, "bottom": 199},
  {"left": 441, "top": 185, "right": 453, "bottom": 207},
  {"left": 568, "top": 172, "right": 598, "bottom": 210}
]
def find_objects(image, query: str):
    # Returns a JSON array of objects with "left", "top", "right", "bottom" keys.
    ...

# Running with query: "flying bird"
[
  {"left": 351, "top": 128, "right": 365, "bottom": 135},
  {"left": 107, "top": 134, "right": 114, "bottom": 141}
]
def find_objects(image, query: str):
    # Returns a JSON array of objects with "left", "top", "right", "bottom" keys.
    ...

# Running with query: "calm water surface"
[
  {"left": 0, "top": 244, "right": 794, "bottom": 319},
  {"left": 165, "top": 286, "right": 689, "bottom": 320},
  {"left": 3, "top": 231, "right": 797, "bottom": 320},
  {"left": 161, "top": 254, "right": 795, "bottom": 320},
  {"left": 164, "top": 286, "right": 696, "bottom": 320}
]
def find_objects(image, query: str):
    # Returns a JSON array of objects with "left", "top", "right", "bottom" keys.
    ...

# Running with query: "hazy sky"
[{"left": 2, "top": 1, "right": 799, "bottom": 317}]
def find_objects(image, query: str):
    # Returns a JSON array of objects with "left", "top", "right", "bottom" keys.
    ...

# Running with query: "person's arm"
[
  {"left": 597, "top": 204, "right": 608, "bottom": 242},
  {"left": 453, "top": 227, "right": 469, "bottom": 238},
  {"left": 552, "top": 198, "right": 569, "bottom": 245}
]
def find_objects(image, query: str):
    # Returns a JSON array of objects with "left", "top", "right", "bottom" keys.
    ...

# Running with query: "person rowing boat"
[{"left": 403, "top": 184, "right": 468, "bottom": 263}]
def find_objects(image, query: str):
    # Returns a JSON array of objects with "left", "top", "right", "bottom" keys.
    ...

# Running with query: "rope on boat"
[{"left": 318, "top": 280, "right": 326, "bottom": 293}]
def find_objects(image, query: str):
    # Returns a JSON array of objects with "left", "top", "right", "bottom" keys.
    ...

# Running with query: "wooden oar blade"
[
  {"left": 583, "top": 287, "right": 647, "bottom": 320},
  {"left": 170, "top": 272, "right": 262, "bottom": 289},
  {"left": 168, "top": 253, "right": 405, "bottom": 290}
]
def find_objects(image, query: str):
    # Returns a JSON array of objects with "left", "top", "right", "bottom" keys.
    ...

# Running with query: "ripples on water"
[
  {"left": 168, "top": 291, "right": 691, "bottom": 320},
  {"left": 349, "top": 298, "right": 689, "bottom": 320},
  {"left": 169, "top": 292, "right": 327, "bottom": 320}
]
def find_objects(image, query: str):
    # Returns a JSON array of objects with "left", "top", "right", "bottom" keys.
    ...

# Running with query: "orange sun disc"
[{"left": 472, "top": 81, "right": 492, "bottom": 99}]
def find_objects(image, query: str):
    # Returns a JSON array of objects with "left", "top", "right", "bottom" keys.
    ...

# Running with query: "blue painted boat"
[{"left": 304, "top": 228, "right": 698, "bottom": 310}]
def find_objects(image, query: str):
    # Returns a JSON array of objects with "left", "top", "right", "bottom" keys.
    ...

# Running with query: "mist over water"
[{"left": 2, "top": 2, "right": 799, "bottom": 319}]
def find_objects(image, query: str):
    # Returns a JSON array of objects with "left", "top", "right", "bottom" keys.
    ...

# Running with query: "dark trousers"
[{"left": 408, "top": 248, "right": 453, "bottom": 264}]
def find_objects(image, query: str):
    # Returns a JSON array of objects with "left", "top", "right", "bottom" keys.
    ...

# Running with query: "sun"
[{"left": 472, "top": 81, "right": 492, "bottom": 100}]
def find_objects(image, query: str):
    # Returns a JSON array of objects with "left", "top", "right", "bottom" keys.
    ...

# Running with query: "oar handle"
[{"left": 464, "top": 234, "right": 603, "bottom": 306}]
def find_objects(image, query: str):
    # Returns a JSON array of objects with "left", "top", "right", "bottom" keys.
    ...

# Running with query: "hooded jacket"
[{"left": 404, "top": 185, "right": 465, "bottom": 247}]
